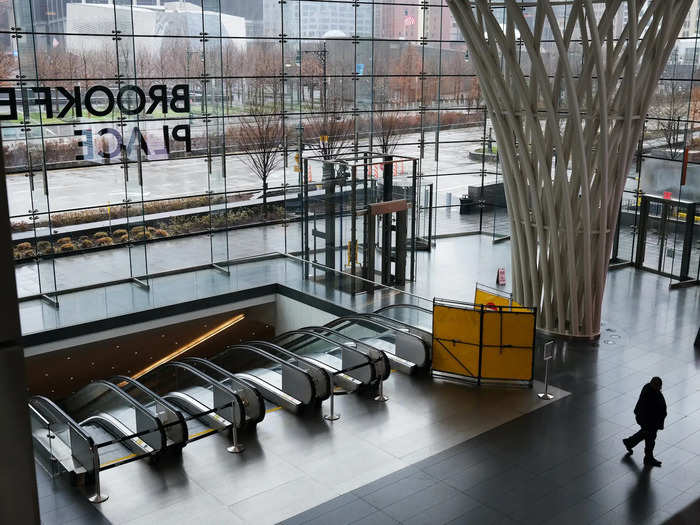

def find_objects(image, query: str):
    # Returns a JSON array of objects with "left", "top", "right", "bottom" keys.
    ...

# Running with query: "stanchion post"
[
  {"left": 538, "top": 340, "right": 555, "bottom": 400},
  {"left": 227, "top": 402, "right": 245, "bottom": 453},
  {"left": 88, "top": 455, "right": 108, "bottom": 503},
  {"left": 324, "top": 373, "right": 340, "bottom": 421},
  {"left": 374, "top": 378, "right": 388, "bottom": 402}
]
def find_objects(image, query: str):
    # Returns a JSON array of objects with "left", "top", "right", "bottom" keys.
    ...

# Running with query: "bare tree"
[
  {"left": 237, "top": 105, "right": 284, "bottom": 209},
  {"left": 649, "top": 77, "right": 689, "bottom": 160},
  {"left": 373, "top": 106, "right": 401, "bottom": 155},
  {"left": 304, "top": 99, "right": 353, "bottom": 270}
]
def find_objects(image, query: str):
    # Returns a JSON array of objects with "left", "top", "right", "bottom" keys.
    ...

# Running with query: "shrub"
[
  {"left": 113, "top": 229, "right": 127, "bottom": 237},
  {"left": 37, "top": 241, "right": 52, "bottom": 255},
  {"left": 93, "top": 231, "right": 109, "bottom": 239},
  {"left": 95, "top": 237, "right": 113, "bottom": 246},
  {"left": 14, "top": 247, "right": 35, "bottom": 259},
  {"left": 59, "top": 243, "right": 76, "bottom": 252},
  {"left": 56, "top": 237, "right": 72, "bottom": 245},
  {"left": 16, "top": 242, "right": 32, "bottom": 251},
  {"left": 132, "top": 231, "right": 152, "bottom": 241}
]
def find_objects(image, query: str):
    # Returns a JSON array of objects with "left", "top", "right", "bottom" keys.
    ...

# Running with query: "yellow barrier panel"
[
  {"left": 432, "top": 303, "right": 480, "bottom": 378},
  {"left": 481, "top": 309, "right": 535, "bottom": 381},
  {"left": 432, "top": 298, "right": 535, "bottom": 386},
  {"left": 474, "top": 283, "right": 522, "bottom": 309}
]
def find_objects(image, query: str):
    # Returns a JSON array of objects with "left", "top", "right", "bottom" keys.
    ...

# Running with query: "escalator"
[
  {"left": 106, "top": 376, "right": 188, "bottom": 451},
  {"left": 134, "top": 362, "right": 245, "bottom": 441},
  {"left": 179, "top": 357, "right": 266, "bottom": 428},
  {"left": 325, "top": 311, "right": 431, "bottom": 373},
  {"left": 373, "top": 304, "right": 433, "bottom": 335},
  {"left": 210, "top": 344, "right": 325, "bottom": 413},
  {"left": 47, "top": 380, "right": 166, "bottom": 470},
  {"left": 272, "top": 328, "right": 389, "bottom": 393}
]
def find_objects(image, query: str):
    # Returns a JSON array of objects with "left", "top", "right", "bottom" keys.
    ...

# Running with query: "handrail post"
[
  {"left": 324, "top": 373, "right": 340, "bottom": 421},
  {"left": 88, "top": 448, "right": 108, "bottom": 503},
  {"left": 227, "top": 402, "right": 245, "bottom": 454}
]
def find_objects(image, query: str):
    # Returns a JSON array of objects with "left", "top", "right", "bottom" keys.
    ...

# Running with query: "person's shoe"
[
  {"left": 622, "top": 438, "right": 634, "bottom": 455},
  {"left": 644, "top": 457, "right": 662, "bottom": 467}
]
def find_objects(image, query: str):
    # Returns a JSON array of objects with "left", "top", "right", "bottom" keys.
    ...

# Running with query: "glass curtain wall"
[{"left": 3, "top": 1, "right": 699, "bottom": 302}]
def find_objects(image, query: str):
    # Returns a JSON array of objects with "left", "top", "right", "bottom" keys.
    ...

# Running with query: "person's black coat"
[{"left": 634, "top": 383, "right": 667, "bottom": 430}]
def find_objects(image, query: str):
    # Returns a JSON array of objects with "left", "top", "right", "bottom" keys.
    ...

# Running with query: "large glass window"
[{"left": 3, "top": 1, "right": 699, "bottom": 302}]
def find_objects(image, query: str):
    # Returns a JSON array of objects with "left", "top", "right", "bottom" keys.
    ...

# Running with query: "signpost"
[{"left": 538, "top": 340, "right": 555, "bottom": 400}]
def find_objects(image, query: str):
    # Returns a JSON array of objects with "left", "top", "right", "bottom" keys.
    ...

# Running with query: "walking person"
[{"left": 623, "top": 376, "right": 667, "bottom": 467}]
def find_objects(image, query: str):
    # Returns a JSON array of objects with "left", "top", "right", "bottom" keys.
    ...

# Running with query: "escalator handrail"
[
  {"left": 107, "top": 375, "right": 188, "bottom": 446},
  {"left": 274, "top": 329, "right": 380, "bottom": 384},
  {"left": 297, "top": 326, "right": 391, "bottom": 380},
  {"left": 216, "top": 344, "right": 317, "bottom": 403},
  {"left": 159, "top": 361, "right": 245, "bottom": 418},
  {"left": 180, "top": 357, "right": 266, "bottom": 424},
  {"left": 328, "top": 314, "right": 430, "bottom": 341},
  {"left": 70, "top": 379, "right": 167, "bottom": 452},
  {"left": 362, "top": 313, "right": 432, "bottom": 338},
  {"left": 107, "top": 375, "right": 182, "bottom": 418},
  {"left": 246, "top": 340, "right": 332, "bottom": 401},
  {"left": 29, "top": 395, "right": 94, "bottom": 445},
  {"left": 374, "top": 304, "right": 433, "bottom": 315},
  {"left": 275, "top": 329, "right": 375, "bottom": 365},
  {"left": 29, "top": 395, "right": 100, "bottom": 476}
]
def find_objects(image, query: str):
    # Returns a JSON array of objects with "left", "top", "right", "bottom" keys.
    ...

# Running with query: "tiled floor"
[
  {"left": 284, "top": 264, "right": 700, "bottom": 524},
  {"left": 31, "top": 235, "right": 700, "bottom": 525}
]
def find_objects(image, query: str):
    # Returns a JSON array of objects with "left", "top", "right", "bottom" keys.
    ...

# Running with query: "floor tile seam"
[
  {"left": 299, "top": 494, "right": 382, "bottom": 525},
  {"left": 210, "top": 471, "right": 310, "bottom": 511}
]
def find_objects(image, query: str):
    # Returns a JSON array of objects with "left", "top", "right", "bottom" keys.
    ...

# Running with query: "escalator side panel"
[
  {"left": 281, "top": 366, "right": 315, "bottom": 405},
  {"left": 395, "top": 331, "right": 429, "bottom": 368},
  {"left": 341, "top": 347, "right": 373, "bottom": 384},
  {"left": 135, "top": 409, "right": 165, "bottom": 452}
]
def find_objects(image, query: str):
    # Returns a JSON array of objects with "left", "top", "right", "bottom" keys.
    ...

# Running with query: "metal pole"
[
  {"left": 324, "top": 374, "right": 340, "bottom": 421},
  {"left": 227, "top": 422, "right": 245, "bottom": 454},
  {"left": 88, "top": 451, "right": 108, "bottom": 504},
  {"left": 227, "top": 401, "right": 245, "bottom": 453},
  {"left": 374, "top": 378, "right": 388, "bottom": 402},
  {"left": 538, "top": 340, "right": 555, "bottom": 400}
]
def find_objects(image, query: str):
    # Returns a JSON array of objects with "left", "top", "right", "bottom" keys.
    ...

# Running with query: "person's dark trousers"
[{"left": 627, "top": 427, "right": 657, "bottom": 459}]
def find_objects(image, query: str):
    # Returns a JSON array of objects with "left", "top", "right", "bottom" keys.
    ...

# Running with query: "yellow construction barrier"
[
  {"left": 474, "top": 282, "right": 521, "bottom": 309},
  {"left": 432, "top": 298, "right": 536, "bottom": 386}
]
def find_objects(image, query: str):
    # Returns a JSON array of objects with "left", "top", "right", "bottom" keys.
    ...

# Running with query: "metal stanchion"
[
  {"left": 227, "top": 403, "right": 245, "bottom": 453},
  {"left": 88, "top": 457, "right": 108, "bottom": 503},
  {"left": 324, "top": 374, "right": 340, "bottom": 421},
  {"left": 374, "top": 379, "right": 388, "bottom": 402},
  {"left": 538, "top": 340, "right": 555, "bottom": 400}
]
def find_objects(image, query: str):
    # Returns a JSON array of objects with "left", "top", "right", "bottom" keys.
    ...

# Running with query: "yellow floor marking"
[
  {"left": 188, "top": 428, "right": 215, "bottom": 440},
  {"left": 100, "top": 453, "right": 138, "bottom": 468},
  {"left": 266, "top": 406, "right": 282, "bottom": 413}
]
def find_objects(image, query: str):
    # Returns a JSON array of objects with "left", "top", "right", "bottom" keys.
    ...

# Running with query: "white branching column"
[{"left": 447, "top": 0, "right": 691, "bottom": 338}]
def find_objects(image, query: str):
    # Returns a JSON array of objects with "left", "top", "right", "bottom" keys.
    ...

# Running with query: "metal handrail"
[
  {"left": 180, "top": 357, "right": 266, "bottom": 425},
  {"left": 214, "top": 344, "right": 317, "bottom": 405},
  {"left": 66, "top": 380, "right": 166, "bottom": 439}
]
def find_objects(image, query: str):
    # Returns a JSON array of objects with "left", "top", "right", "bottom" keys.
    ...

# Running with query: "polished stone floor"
[
  {"left": 285, "top": 265, "right": 700, "bottom": 525},
  {"left": 32, "top": 235, "right": 700, "bottom": 525}
]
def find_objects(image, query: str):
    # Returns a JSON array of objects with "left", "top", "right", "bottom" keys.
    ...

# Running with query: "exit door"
[{"left": 635, "top": 195, "right": 698, "bottom": 283}]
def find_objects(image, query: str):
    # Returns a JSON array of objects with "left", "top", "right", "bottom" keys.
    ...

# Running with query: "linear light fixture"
[{"left": 131, "top": 313, "right": 245, "bottom": 380}]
